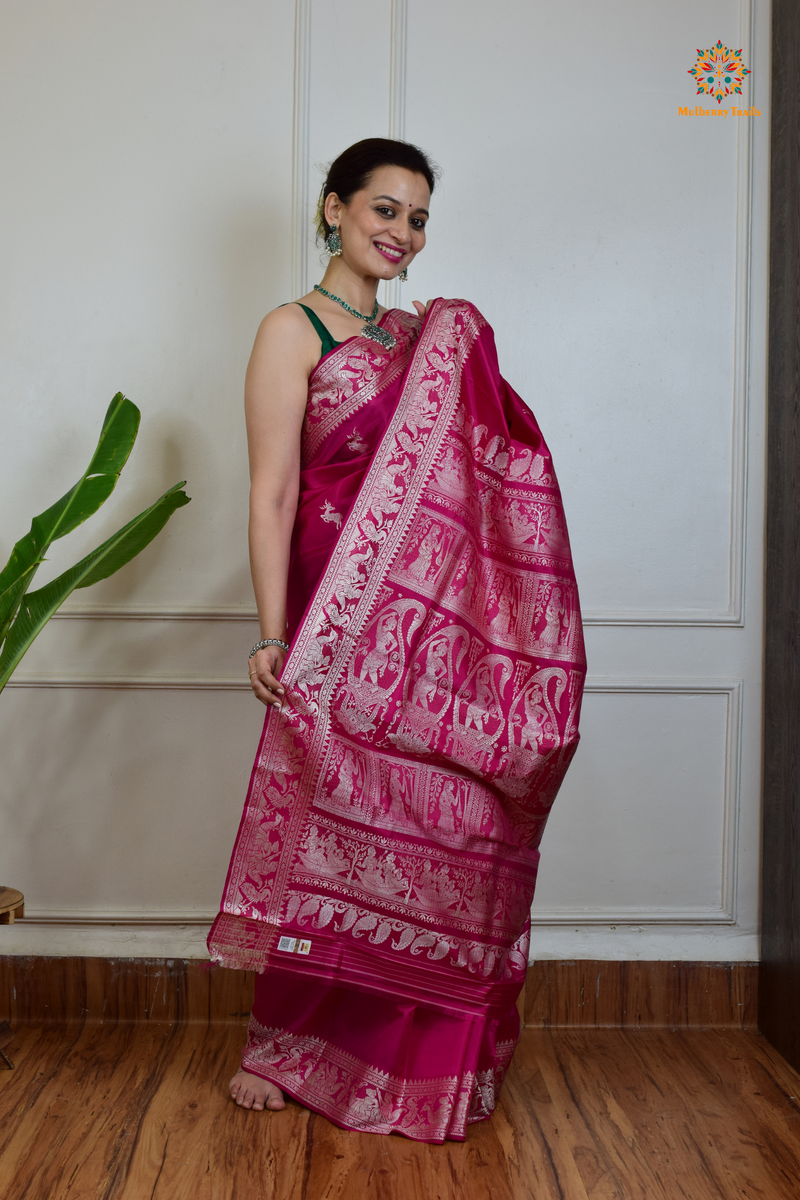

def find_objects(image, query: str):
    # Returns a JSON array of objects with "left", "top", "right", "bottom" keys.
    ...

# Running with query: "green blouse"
[{"left": 295, "top": 303, "right": 341, "bottom": 360}]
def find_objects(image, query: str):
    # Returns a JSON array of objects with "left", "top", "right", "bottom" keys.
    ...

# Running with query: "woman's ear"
[{"left": 324, "top": 192, "right": 342, "bottom": 229}]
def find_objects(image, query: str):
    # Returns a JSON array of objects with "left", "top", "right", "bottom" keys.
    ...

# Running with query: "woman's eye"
[{"left": 376, "top": 206, "right": 395, "bottom": 217}]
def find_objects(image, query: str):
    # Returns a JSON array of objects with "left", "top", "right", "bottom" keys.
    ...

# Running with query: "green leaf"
[
  {"left": 0, "top": 482, "right": 190, "bottom": 691},
  {"left": 75, "top": 483, "right": 190, "bottom": 589},
  {"left": 0, "top": 394, "right": 140, "bottom": 639}
]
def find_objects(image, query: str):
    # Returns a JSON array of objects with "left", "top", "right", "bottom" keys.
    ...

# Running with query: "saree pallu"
[{"left": 209, "top": 299, "right": 586, "bottom": 1142}]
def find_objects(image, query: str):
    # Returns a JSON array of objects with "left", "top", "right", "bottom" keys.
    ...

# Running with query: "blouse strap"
[{"left": 295, "top": 303, "right": 341, "bottom": 359}]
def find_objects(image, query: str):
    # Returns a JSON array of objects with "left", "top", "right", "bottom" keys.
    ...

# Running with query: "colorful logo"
[{"left": 688, "top": 41, "right": 751, "bottom": 105}]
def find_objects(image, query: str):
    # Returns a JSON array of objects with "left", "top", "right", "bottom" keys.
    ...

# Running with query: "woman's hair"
[{"left": 316, "top": 138, "right": 438, "bottom": 240}]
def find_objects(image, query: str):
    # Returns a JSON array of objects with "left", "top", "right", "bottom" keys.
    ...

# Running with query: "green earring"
[
  {"left": 399, "top": 266, "right": 408, "bottom": 282},
  {"left": 325, "top": 225, "right": 342, "bottom": 257}
]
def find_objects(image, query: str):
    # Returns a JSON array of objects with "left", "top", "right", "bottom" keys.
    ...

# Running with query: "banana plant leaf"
[
  {"left": 0, "top": 481, "right": 190, "bottom": 691},
  {"left": 0, "top": 393, "right": 140, "bottom": 642}
]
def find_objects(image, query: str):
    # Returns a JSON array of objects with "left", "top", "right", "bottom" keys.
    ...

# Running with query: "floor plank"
[{"left": 1, "top": 1025, "right": 799, "bottom": 1199}]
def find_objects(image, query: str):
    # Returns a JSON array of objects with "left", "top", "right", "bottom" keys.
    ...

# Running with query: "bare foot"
[{"left": 229, "top": 1069, "right": 285, "bottom": 1112}]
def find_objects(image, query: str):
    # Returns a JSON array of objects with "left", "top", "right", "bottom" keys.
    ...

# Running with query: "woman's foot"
[{"left": 229, "top": 1069, "right": 285, "bottom": 1111}]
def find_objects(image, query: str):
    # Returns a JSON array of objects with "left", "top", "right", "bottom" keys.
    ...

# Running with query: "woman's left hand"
[
  {"left": 248, "top": 645, "right": 287, "bottom": 708},
  {"left": 412, "top": 300, "right": 435, "bottom": 319}
]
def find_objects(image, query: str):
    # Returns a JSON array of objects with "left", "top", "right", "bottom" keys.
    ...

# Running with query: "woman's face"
[{"left": 326, "top": 165, "right": 430, "bottom": 281}]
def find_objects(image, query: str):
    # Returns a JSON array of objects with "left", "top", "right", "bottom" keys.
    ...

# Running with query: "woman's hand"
[
  {"left": 248, "top": 645, "right": 287, "bottom": 708},
  {"left": 412, "top": 300, "right": 435, "bottom": 319}
]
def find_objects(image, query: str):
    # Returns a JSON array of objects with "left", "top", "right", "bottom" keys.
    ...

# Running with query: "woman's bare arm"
[{"left": 245, "top": 305, "right": 317, "bottom": 707}]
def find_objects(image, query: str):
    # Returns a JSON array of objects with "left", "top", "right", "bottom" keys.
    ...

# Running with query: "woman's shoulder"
[
  {"left": 251, "top": 302, "right": 321, "bottom": 360},
  {"left": 256, "top": 301, "right": 316, "bottom": 338},
  {"left": 248, "top": 303, "right": 321, "bottom": 382}
]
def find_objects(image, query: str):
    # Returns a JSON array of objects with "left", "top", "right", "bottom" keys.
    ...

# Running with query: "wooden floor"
[{"left": 1, "top": 1022, "right": 800, "bottom": 1199}]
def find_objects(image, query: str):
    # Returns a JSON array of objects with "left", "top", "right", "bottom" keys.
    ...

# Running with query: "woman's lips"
[{"left": 373, "top": 241, "right": 405, "bottom": 263}]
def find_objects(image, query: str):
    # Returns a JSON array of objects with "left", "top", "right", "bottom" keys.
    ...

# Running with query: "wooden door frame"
[{"left": 760, "top": 0, "right": 800, "bottom": 1068}]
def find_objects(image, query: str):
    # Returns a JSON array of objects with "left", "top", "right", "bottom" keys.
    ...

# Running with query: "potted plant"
[{"left": 0, "top": 392, "right": 191, "bottom": 1016}]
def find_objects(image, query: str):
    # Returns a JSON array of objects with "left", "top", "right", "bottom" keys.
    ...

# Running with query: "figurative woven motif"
[
  {"left": 287, "top": 817, "right": 533, "bottom": 938},
  {"left": 241, "top": 1016, "right": 517, "bottom": 1141},
  {"left": 210, "top": 298, "right": 585, "bottom": 1002},
  {"left": 468, "top": 1039, "right": 519, "bottom": 1121}
]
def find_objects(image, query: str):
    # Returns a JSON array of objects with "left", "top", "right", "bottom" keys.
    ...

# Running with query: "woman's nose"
[{"left": 389, "top": 215, "right": 410, "bottom": 241}]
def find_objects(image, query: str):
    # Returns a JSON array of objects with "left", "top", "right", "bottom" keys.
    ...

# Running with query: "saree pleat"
[
  {"left": 241, "top": 966, "right": 520, "bottom": 1140},
  {"left": 209, "top": 300, "right": 586, "bottom": 1141}
]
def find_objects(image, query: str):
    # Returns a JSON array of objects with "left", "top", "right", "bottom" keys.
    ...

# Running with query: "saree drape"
[{"left": 209, "top": 298, "right": 586, "bottom": 1142}]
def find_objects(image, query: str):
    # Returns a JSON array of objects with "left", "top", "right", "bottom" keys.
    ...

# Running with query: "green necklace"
[{"left": 313, "top": 284, "right": 396, "bottom": 350}]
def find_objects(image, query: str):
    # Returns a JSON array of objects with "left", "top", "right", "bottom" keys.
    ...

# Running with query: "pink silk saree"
[{"left": 208, "top": 298, "right": 586, "bottom": 1142}]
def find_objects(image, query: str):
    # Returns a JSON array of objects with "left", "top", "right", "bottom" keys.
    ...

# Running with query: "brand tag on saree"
[{"left": 277, "top": 934, "right": 312, "bottom": 955}]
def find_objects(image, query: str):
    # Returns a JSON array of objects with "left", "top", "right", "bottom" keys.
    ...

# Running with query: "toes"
[{"left": 229, "top": 1072, "right": 282, "bottom": 1112}]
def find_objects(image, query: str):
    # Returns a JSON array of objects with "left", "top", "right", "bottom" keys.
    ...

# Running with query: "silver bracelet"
[{"left": 249, "top": 638, "right": 290, "bottom": 658}]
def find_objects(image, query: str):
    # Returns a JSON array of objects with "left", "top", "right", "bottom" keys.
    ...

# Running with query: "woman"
[{"left": 208, "top": 138, "right": 586, "bottom": 1142}]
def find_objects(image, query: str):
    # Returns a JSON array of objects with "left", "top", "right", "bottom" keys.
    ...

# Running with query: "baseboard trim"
[
  {"left": 525, "top": 960, "right": 758, "bottom": 1029},
  {"left": 0, "top": 957, "right": 759, "bottom": 1029},
  {"left": 0, "top": 956, "right": 254, "bottom": 1026}
]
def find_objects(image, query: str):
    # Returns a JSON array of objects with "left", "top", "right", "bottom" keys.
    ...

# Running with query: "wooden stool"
[
  {"left": 0, "top": 888, "right": 24, "bottom": 1069},
  {"left": 0, "top": 887, "right": 24, "bottom": 924},
  {"left": 0, "top": 1021, "right": 14, "bottom": 1069}
]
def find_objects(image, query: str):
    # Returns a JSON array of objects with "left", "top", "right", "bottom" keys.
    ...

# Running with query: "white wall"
[{"left": 0, "top": 0, "right": 769, "bottom": 960}]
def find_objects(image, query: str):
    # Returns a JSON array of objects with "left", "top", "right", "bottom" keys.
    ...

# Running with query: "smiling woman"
[
  {"left": 314, "top": 141, "right": 432, "bottom": 291},
  {"left": 208, "top": 138, "right": 586, "bottom": 1142}
]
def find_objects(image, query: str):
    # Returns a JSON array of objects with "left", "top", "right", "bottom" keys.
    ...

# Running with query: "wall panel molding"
[
  {"left": 531, "top": 678, "right": 743, "bottom": 926},
  {"left": 291, "top": 0, "right": 312, "bottom": 299},
  {"left": 19, "top": 910, "right": 216, "bottom": 927},
  {"left": 726, "top": 0, "right": 757, "bottom": 629},
  {"left": 5, "top": 676, "right": 251, "bottom": 690},
  {"left": 388, "top": 0, "right": 407, "bottom": 142},
  {"left": 10, "top": 677, "right": 743, "bottom": 931},
  {"left": 51, "top": 607, "right": 259, "bottom": 621},
  {"left": 383, "top": 0, "right": 408, "bottom": 313},
  {"left": 582, "top": 0, "right": 755, "bottom": 627}
]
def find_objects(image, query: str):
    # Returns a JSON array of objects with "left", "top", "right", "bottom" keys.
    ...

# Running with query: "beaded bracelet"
[{"left": 249, "top": 638, "right": 290, "bottom": 658}]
